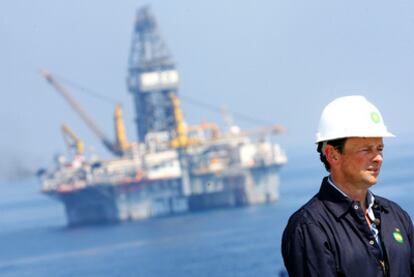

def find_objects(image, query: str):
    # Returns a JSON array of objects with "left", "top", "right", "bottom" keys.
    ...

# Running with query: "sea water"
[{"left": 0, "top": 146, "right": 413, "bottom": 277}]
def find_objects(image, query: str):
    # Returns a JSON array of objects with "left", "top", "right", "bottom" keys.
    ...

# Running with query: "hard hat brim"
[{"left": 315, "top": 131, "right": 395, "bottom": 143}]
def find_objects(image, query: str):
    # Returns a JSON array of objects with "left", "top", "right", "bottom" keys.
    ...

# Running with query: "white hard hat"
[{"left": 316, "top": 95, "right": 395, "bottom": 143}]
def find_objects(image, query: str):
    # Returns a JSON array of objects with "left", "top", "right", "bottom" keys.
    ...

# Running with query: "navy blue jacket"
[{"left": 282, "top": 177, "right": 414, "bottom": 276}]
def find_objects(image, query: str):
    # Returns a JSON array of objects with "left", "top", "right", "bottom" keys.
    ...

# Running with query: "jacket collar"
[
  {"left": 318, "top": 176, "right": 353, "bottom": 219},
  {"left": 371, "top": 194, "right": 390, "bottom": 212},
  {"left": 317, "top": 176, "right": 389, "bottom": 218}
]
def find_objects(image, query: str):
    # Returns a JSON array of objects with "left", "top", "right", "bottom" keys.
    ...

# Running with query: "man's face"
[{"left": 337, "top": 137, "right": 384, "bottom": 188}]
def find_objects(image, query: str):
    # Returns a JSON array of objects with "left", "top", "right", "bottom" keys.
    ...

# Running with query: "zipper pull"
[{"left": 379, "top": 260, "right": 387, "bottom": 275}]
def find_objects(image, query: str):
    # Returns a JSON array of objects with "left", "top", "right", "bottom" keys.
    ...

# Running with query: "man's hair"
[{"left": 317, "top": 138, "right": 347, "bottom": 171}]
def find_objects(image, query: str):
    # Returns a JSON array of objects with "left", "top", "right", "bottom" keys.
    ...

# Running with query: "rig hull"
[{"left": 46, "top": 165, "right": 281, "bottom": 226}]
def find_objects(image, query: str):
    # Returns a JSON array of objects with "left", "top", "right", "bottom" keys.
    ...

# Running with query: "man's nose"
[{"left": 372, "top": 152, "right": 383, "bottom": 163}]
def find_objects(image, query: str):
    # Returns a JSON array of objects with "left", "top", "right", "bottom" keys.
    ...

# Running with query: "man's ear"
[{"left": 325, "top": 145, "right": 339, "bottom": 164}]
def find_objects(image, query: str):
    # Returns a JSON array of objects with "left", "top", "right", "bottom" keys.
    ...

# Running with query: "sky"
[{"left": 1, "top": 0, "right": 414, "bottom": 179}]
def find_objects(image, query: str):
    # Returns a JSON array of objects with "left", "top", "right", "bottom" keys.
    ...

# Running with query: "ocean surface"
[{"left": 0, "top": 146, "right": 413, "bottom": 277}]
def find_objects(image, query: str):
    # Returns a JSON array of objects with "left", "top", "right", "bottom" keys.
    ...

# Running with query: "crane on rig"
[
  {"left": 41, "top": 70, "right": 129, "bottom": 157},
  {"left": 61, "top": 124, "right": 85, "bottom": 156}
]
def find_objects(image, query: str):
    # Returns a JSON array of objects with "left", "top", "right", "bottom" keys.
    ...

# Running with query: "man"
[{"left": 281, "top": 96, "right": 414, "bottom": 276}]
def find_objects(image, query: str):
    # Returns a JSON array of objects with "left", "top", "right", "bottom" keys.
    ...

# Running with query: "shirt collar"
[
  {"left": 327, "top": 176, "right": 349, "bottom": 198},
  {"left": 328, "top": 175, "right": 376, "bottom": 210},
  {"left": 365, "top": 190, "right": 376, "bottom": 222}
]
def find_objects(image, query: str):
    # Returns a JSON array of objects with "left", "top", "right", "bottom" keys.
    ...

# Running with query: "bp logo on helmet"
[{"left": 371, "top": 112, "right": 381, "bottom": 123}]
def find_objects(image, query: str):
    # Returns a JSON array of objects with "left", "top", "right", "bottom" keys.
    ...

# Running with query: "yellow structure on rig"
[
  {"left": 61, "top": 124, "right": 85, "bottom": 155},
  {"left": 114, "top": 104, "right": 130, "bottom": 153}
]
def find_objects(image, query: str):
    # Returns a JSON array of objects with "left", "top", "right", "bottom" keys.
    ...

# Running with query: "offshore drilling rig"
[{"left": 38, "top": 6, "right": 287, "bottom": 226}]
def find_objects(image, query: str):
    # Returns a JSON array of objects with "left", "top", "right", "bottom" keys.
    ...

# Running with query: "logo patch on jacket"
[{"left": 393, "top": 228, "right": 404, "bottom": 243}]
